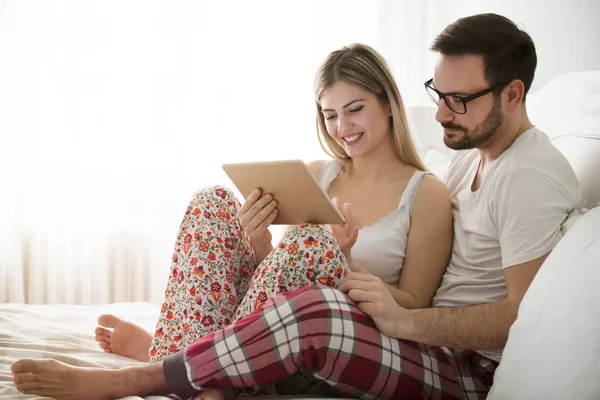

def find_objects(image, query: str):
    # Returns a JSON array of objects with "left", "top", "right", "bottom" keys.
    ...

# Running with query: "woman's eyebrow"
[{"left": 321, "top": 98, "right": 366, "bottom": 112}]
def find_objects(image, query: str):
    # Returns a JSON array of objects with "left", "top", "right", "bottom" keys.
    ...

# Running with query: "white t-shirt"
[{"left": 433, "top": 126, "right": 580, "bottom": 362}]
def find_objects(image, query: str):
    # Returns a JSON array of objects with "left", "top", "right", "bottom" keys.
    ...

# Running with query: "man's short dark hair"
[{"left": 431, "top": 13, "right": 537, "bottom": 101}]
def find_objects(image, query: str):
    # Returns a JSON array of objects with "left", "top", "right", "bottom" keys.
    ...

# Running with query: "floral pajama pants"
[{"left": 148, "top": 186, "right": 350, "bottom": 395}]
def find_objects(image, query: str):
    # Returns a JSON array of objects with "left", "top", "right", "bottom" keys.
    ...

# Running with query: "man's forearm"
[
  {"left": 349, "top": 261, "right": 424, "bottom": 309},
  {"left": 399, "top": 299, "right": 518, "bottom": 350}
]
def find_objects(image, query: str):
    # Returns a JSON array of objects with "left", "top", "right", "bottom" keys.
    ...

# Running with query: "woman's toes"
[
  {"left": 97, "top": 340, "right": 111, "bottom": 352},
  {"left": 17, "top": 380, "right": 42, "bottom": 393},
  {"left": 11, "top": 359, "right": 41, "bottom": 374},
  {"left": 95, "top": 326, "right": 111, "bottom": 336},
  {"left": 97, "top": 314, "right": 122, "bottom": 329}
]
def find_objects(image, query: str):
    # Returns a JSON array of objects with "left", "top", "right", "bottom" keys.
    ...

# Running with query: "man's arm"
[
  {"left": 397, "top": 253, "right": 548, "bottom": 349},
  {"left": 395, "top": 168, "right": 576, "bottom": 348}
]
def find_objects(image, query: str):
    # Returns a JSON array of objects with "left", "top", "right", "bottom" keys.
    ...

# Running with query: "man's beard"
[{"left": 442, "top": 99, "right": 504, "bottom": 150}]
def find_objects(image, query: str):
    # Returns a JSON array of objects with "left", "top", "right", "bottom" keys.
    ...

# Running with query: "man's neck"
[{"left": 478, "top": 117, "right": 534, "bottom": 167}]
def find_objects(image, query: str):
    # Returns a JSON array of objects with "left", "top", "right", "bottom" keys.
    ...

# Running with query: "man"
[{"left": 12, "top": 13, "right": 579, "bottom": 400}]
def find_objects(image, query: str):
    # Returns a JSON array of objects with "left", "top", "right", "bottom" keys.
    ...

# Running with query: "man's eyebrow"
[
  {"left": 321, "top": 99, "right": 366, "bottom": 112},
  {"left": 433, "top": 83, "right": 472, "bottom": 97}
]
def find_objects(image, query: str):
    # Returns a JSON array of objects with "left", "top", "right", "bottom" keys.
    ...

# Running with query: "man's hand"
[
  {"left": 330, "top": 197, "right": 360, "bottom": 262},
  {"left": 338, "top": 272, "right": 408, "bottom": 338}
]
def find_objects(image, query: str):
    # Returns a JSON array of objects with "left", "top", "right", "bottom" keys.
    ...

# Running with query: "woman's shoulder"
[
  {"left": 306, "top": 159, "right": 343, "bottom": 180},
  {"left": 412, "top": 173, "right": 452, "bottom": 214},
  {"left": 306, "top": 159, "right": 328, "bottom": 177}
]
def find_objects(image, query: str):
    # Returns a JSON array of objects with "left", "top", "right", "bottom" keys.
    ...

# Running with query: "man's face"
[{"left": 431, "top": 54, "right": 505, "bottom": 150}]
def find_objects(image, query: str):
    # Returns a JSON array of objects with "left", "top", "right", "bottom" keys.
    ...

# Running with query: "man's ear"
[{"left": 505, "top": 80, "right": 525, "bottom": 111}]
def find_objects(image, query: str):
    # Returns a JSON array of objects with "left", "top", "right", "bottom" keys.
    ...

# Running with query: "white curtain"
[{"left": 0, "top": 0, "right": 435, "bottom": 305}]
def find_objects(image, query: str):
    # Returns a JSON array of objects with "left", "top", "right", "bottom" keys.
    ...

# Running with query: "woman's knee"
[
  {"left": 192, "top": 185, "right": 238, "bottom": 203},
  {"left": 188, "top": 186, "right": 242, "bottom": 214},
  {"left": 282, "top": 224, "right": 337, "bottom": 246}
]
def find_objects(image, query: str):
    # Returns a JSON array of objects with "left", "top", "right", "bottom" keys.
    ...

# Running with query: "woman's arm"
[
  {"left": 393, "top": 175, "right": 453, "bottom": 308},
  {"left": 349, "top": 176, "right": 453, "bottom": 309}
]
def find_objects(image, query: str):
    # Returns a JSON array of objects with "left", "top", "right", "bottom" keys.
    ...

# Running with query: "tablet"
[{"left": 222, "top": 159, "right": 345, "bottom": 225}]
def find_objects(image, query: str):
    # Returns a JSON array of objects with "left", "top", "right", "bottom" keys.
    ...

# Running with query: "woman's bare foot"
[
  {"left": 193, "top": 388, "right": 235, "bottom": 400},
  {"left": 94, "top": 314, "right": 153, "bottom": 362},
  {"left": 12, "top": 358, "right": 117, "bottom": 400}
]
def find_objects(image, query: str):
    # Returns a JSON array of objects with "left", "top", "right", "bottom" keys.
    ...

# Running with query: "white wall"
[{"left": 428, "top": 0, "right": 600, "bottom": 93}]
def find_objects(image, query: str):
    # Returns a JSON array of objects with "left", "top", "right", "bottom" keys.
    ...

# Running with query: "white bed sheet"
[
  {"left": 0, "top": 302, "right": 344, "bottom": 400},
  {"left": 0, "top": 301, "right": 171, "bottom": 400}
]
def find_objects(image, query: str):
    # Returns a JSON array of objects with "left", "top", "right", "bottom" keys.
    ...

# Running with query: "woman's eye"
[
  {"left": 349, "top": 106, "right": 364, "bottom": 113},
  {"left": 325, "top": 115, "right": 337, "bottom": 121}
]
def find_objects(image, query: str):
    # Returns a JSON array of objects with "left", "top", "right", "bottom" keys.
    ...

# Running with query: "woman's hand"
[
  {"left": 330, "top": 197, "right": 360, "bottom": 263},
  {"left": 237, "top": 188, "right": 278, "bottom": 251},
  {"left": 338, "top": 272, "right": 407, "bottom": 339}
]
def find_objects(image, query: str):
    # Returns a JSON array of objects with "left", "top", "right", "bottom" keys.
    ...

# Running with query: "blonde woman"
[{"left": 88, "top": 43, "right": 452, "bottom": 398}]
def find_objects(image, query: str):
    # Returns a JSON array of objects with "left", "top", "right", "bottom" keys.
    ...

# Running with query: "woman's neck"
[{"left": 345, "top": 141, "right": 408, "bottom": 183}]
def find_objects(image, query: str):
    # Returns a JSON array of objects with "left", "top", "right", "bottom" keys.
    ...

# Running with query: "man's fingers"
[
  {"left": 356, "top": 301, "right": 376, "bottom": 318},
  {"left": 346, "top": 288, "right": 378, "bottom": 303},
  {"left": 338, "top": 274, "right": 379, "bottom": 292}
]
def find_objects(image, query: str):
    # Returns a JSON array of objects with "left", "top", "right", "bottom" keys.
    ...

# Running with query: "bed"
[
  {"left": 0, "top": 301, "right": 169, "bottom": 400},
  {"left": 0, "top": 302, "right": 344, "bottom": 400}
]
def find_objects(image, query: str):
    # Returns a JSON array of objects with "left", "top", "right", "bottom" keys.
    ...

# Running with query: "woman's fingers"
[
  {"left": 245, "top": 198, "right": 277, "bottom": 233},
  {"left": 237, "top": 189, "right": 276, "bottom": 232},
  {"left": 350, "top": 225, "right": 360, "bottom": 243},
  {"left": 253, "top": 205, "right": 279, "bottom": 234},
  {"left": 332, "top": 197, "right": 341, "bottom": 209},
  {"left": 237, "top": 188, "right": 262, "bottom": 219},
  {"left": 342, "top": 202, "right": 352, "bottom": 222}
]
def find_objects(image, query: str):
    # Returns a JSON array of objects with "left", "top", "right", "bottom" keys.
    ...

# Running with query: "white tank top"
[{"left": 319, "top": 160, "right": 430, "bottom": 286}]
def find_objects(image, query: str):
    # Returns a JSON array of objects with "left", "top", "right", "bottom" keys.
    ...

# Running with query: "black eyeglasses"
[{"left": 424, "top": 78, "right": 509, "bottom": 114}]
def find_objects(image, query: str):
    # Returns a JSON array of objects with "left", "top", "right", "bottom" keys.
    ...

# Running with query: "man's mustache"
[{"left": 441, "top": 122, "right": 467, "bottom": 133}]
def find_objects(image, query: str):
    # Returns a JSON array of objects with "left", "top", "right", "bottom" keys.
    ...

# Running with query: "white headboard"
[{"left": 527, "top": 71, "right": 600, "bottom": 209}]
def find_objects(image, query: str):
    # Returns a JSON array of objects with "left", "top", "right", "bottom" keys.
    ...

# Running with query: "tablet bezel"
[{"left": 222, "top": 159, "right": 345, "bottom": 225}]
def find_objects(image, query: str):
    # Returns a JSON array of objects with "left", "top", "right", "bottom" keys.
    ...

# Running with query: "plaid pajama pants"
[{"left": 163, "top": 285, "right": 497, "bottom": 400}]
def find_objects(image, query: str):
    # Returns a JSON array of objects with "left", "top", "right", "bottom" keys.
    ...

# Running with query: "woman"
[{"left": 95, "top": 43, "right": 453, "bottom": 397}]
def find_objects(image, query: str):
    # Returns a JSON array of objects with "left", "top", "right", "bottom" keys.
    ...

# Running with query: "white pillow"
[
  {"left": 488, "top": 206, "right": 600, "bottom": 399},
  {"left": 551, "top": 135, "right": 600, "bottom": 211}
]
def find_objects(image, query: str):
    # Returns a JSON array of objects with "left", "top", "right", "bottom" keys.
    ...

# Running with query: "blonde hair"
[{"left": 314, "top": 43, "right": 426, "bottom": 171}]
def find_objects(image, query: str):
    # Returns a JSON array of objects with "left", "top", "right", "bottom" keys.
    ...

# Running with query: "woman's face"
[{"left": 319, "top": 80, "right": 391, "bottom": 159}]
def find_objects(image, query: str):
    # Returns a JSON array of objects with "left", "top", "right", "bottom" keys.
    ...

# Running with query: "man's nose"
[{"left": 435, "top": 99, "right": 454, "bottom": 124}]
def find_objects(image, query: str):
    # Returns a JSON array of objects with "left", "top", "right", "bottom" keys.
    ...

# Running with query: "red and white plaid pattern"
[{"left": 163, "top": 286, "right": 496, "bottom": 400}]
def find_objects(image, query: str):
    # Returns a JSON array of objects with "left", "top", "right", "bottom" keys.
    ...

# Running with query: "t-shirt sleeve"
[{"left": 495, "top": 167, "right": 576, "bottom": 268}]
